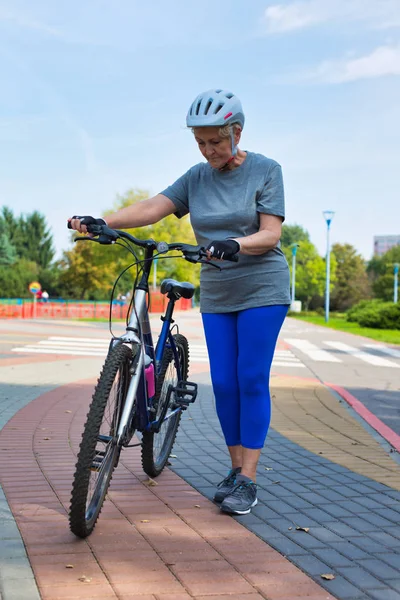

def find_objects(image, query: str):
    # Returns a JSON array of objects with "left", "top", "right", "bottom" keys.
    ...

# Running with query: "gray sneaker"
[
  {"left": 220, "top": 481, "right": 258, "bottom": 515},
  {"left": 213, "top": 467, "right": 241, "bottom": 503}
]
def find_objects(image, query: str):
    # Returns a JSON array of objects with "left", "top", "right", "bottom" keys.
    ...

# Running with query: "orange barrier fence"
[{"left": 0, "top": 294, "right": 193, "bottom": 319}]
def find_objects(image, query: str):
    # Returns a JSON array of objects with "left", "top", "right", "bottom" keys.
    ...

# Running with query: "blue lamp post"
[
  {"left": 394, "top": 263, "right": 399, "bottom": 304},
  {"left": 323, "top": 211, "right": 335, "bottom": 322},
  {"left": 291, "top": 243, "right": 299, "bottom": 307}
]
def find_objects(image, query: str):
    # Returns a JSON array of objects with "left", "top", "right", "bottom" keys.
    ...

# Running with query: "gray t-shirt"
[{"left": 160, "top": 151, "right": 290, "bottom": 313}]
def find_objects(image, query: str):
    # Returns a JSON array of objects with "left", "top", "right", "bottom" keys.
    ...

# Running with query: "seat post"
[{"left": 161, "top": 296, "right": 176, "bottom": 324}]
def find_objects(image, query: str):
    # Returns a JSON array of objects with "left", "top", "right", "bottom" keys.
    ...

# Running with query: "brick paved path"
[{"left": 0, "top": 377, "right": 335, "bottom": 600}]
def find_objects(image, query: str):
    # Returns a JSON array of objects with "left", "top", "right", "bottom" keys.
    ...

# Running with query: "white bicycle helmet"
[{"left": 186, "top": 89, "right": 245, "bottom": 129}]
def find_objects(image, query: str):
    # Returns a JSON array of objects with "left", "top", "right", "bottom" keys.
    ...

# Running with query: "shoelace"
[
  {"left": 228, "top": 482, "right": 255, "bottom": 498},
  {"left": 217, "top": 470, "right": 237, "bottom": 489}
]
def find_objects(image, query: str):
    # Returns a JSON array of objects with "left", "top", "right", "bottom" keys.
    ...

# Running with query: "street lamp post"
[
  {"left": 291, "top": 244, "right": 299, "bottom": 308},
  {"left": 323, "top": 211, "right": 335, "bottom": 323},
  {"left": 394, "top": 263, "right": 399, "bottom": 304},
  {"left": 153, "top": 258, "right": 158, "bottom": 291}
]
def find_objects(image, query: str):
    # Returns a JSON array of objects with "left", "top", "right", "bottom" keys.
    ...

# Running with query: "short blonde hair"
[{"left": 192, "top": 122, "right": 242, "bottom": 138}]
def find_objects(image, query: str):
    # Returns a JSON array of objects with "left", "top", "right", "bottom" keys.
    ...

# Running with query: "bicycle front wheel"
[
  {"left": 141, "top": 334, "right": 189, "bottom": 477},
  {"left": 69, "top": 344, "right": 132, "bottom": 538}
]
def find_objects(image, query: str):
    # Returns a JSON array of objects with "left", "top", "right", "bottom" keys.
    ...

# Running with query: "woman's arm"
[
  {"left": 69, "top": 194, "right": 177, "bottom": 233},
  {"left": 233, "top": 213, "right": 282, "bottom": 256}
]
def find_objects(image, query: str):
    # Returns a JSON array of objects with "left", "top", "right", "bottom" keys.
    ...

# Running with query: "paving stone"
[
  {"left": 369, "top": 493, "right": 400, "bottom": 507},
  {"left": 335, "top": 485, "right": 363, "bottom": 498},
  {"left": 329, "top": 541, "right": 370, "bottom": 560},
  {"left": 263, "top": 534, "right": 307, "bottom": 557},
  {"left": 363, "top": 512, "right": 397, "bottom": 528},
  {"left": 301, "top": 508, "right": 336, "bottom": 522},
  {"left": 383, "top": 526, "right": 400, "bottom": 539},
  {"left": 283, "top": 496, "right": 313, "bottom": 510},
  {"left": 358, "top": 558, "right": 400, "bottom": 580},
  {"left": 367, "top": 531, "right": 400, "bottom": 548},
  {"left": 0, "top": 522, "right": 21, "bottom": 539},
  {"left": 287, "top": 532, "right": 326, "bottom": 550},
  {"left": 375, "top": 553, "right": 400, "bottom": 570},
  {"left": 337, "top": 500, "right": 371, "bottom": 514},
  {"left": 323, "top": 504, "right": 355, "bottom": 519},
  {"left": 325, "top": 521, "right": 364, "bottom": 538},
  {"left": 386, "top": 491, "right": 400, "bottom": 500},
  {"left": 307, "top": 526, "right": 344, "bottom": 544},
  {"left": 341, "top": 517, "right": 380, "bottom": 532},
  {"left": 250, "top": 503, "right": 282, "bottom": 521},
  {"left": 311, "top": 548, "right": 354, "bottom": 568},
  {"left": 347, "top": 483, "right": 379, "bottom": 495},
  {"left": 256, "top": 500, "right": 296, "bottom": 515},
  {"left": 375, "top": 508, "right": 400, "bottom": 523},
  {"left": 289, "top": 554, "right": 331, "bottom": 576},
  {"left": 368, "top": 589, "right": 400, "bottom": 600},
  {"left": 316, "top": 489, "right": 345, "bottom": 503},
  {"left": 336, "top": 565, "right": 387, "bottom": 590},
  {"left": 0, "top": 578, "right": 40, "bottom": 600},
  {"left": 297, "top": 492, "right": 331, "bottom": 505},
  {"left": 247, "top": 523, "right": 284, "bottom": 539},
  {"left": 0, "top": 538, "right": 27, "bottom": 559}
]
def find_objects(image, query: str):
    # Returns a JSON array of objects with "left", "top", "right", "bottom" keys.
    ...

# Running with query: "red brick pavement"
[{"left": 0, "top": 379, "right": 336, "bottom": 600}]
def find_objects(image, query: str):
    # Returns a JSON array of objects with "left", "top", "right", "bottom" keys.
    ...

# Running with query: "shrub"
[{"left": 346, "top": 300, "right": 400, "bottom": 329}]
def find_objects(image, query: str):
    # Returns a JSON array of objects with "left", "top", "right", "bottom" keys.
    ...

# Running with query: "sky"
[{"left": 1, "top": 0, "right": 399, "bottom": 260}]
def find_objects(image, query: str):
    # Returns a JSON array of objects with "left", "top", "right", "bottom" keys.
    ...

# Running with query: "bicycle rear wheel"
[
  {"left": 141, "top": 334, "right": 189, "bottom": 477},
  {"left": 69, "top": 344, "right": 132, "bottom": 538}
]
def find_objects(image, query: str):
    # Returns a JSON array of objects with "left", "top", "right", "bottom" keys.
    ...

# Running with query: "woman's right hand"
[{"left": 67, "top": 216, "right": 106, "bottom": 234}]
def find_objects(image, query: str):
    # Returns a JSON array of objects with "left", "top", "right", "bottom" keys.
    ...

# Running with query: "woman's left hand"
[{"left": 205, "top": 239, "right": 240, "bottom": 261}]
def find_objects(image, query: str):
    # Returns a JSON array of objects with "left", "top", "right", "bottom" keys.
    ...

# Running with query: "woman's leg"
[
  {"left": 237, "top": 305, "right": 288, "bottom": 481},
  {"left": 202, "top": 312, "right": 240, "bottom": 454}
]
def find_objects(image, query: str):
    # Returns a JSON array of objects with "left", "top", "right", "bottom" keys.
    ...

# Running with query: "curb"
[{"left": 326, "top": 382, "right": 400, "bottom": 453}]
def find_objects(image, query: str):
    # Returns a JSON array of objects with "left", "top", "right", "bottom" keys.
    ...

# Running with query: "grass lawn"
[{"left": 290, "top": 313, "right": 400, "bottom": 346}]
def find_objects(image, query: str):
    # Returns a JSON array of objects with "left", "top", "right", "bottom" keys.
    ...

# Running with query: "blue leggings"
[{"left": 202, "top": 305, "right": 288, "bottom": 450}]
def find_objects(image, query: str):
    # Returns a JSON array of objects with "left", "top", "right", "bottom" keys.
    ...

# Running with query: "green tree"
[
  {"left": 0, "top": 259, "right": 39, "bottom": 297},
  {"left": 58, "top": 241, "right": 116, "bottom": 300},
  {"left": 0, "top": 207, "right": 55, "bottom": 268},
  {"left": 283, "top": 240, "right": 336, "bottom": 310},
  {"left": 330, "top": 243, "right": 371, "bottom": 311},
  {"left": 0, "top": 232, "right": 17, "bottom": 265},
  {"left": 368, "top": 245, "right": 400, "bottom": 301},
  {"left": 280, "top": 224, "right": 310, "bottom": 248}
]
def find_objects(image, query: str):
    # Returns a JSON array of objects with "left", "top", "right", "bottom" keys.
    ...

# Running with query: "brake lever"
[{"left": 73, "top": 235, "right": 114, "bottom": 245}]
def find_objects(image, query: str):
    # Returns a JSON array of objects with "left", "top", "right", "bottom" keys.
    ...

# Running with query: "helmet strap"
[{"left": 218, "top": 126, "right": 237, "bottom": 171}]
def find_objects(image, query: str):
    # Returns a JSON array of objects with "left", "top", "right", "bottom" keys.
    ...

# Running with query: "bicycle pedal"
[{"left": 172, "top": 380, "right": 198, "bottom": 406}]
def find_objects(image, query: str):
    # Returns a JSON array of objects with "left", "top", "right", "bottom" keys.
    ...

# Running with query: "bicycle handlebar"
[{"left": 67, "top": 221, "right": 239, "bottom": 263}]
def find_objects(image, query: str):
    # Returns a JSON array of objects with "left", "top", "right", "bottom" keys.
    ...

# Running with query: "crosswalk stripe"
[
  {"left": 272, "top": 361, "right": 306, "bottom": 368},
  {"left": 325, "top": 341, "right": 399, "bottom": 368},
  {"left": 284, "top": 339, "right": 341, "bottom": 362},
  {"left": 12, "top": 347, "right": 106, "bottom": 357},
  {"left": 363, "top": 344, "right": 400, "bottom": 359},
  {"left": 48, "top": 336, "right": 109, "bottom": 343},
  {"left": 39, "top": 340, "right": 109, "bottom": 347}
]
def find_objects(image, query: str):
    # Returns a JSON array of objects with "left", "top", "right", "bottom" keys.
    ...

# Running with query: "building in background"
[{"left": 373, "top": 235, "right": 400, "bottom": 256}]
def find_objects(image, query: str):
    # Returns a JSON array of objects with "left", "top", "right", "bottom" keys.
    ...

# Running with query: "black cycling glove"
[
  {"left": 71, "top": 216, "right": 107, "bottom": 227},
  {"left": 206, "top": 239, "right": 240, "bottom": 260}
]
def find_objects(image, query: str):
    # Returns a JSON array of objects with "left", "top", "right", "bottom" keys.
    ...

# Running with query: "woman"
[{"left": 69, "top": 89, "right": 290, "bottom": 515}]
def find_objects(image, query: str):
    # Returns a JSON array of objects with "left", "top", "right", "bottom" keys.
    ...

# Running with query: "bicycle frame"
[{"left": 113, "top": 246, "right": 183, "bottom": 446}]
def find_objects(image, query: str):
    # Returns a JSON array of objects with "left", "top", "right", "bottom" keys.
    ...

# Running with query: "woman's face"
[{"left": 194, "top": 127, "right": 238, "bottom": 169}]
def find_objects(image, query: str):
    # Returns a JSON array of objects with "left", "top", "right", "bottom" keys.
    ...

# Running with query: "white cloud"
[
  {"left": 303, "top": 44, "right": 400, "bottom": 83},
  {"left": 264, "top": 0, "right": 400, "bottom": 33}
]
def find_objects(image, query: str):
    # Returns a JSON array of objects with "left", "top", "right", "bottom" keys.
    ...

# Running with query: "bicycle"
[{"left": 67, "top": 222, "right": 224, "bottom": 538}]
